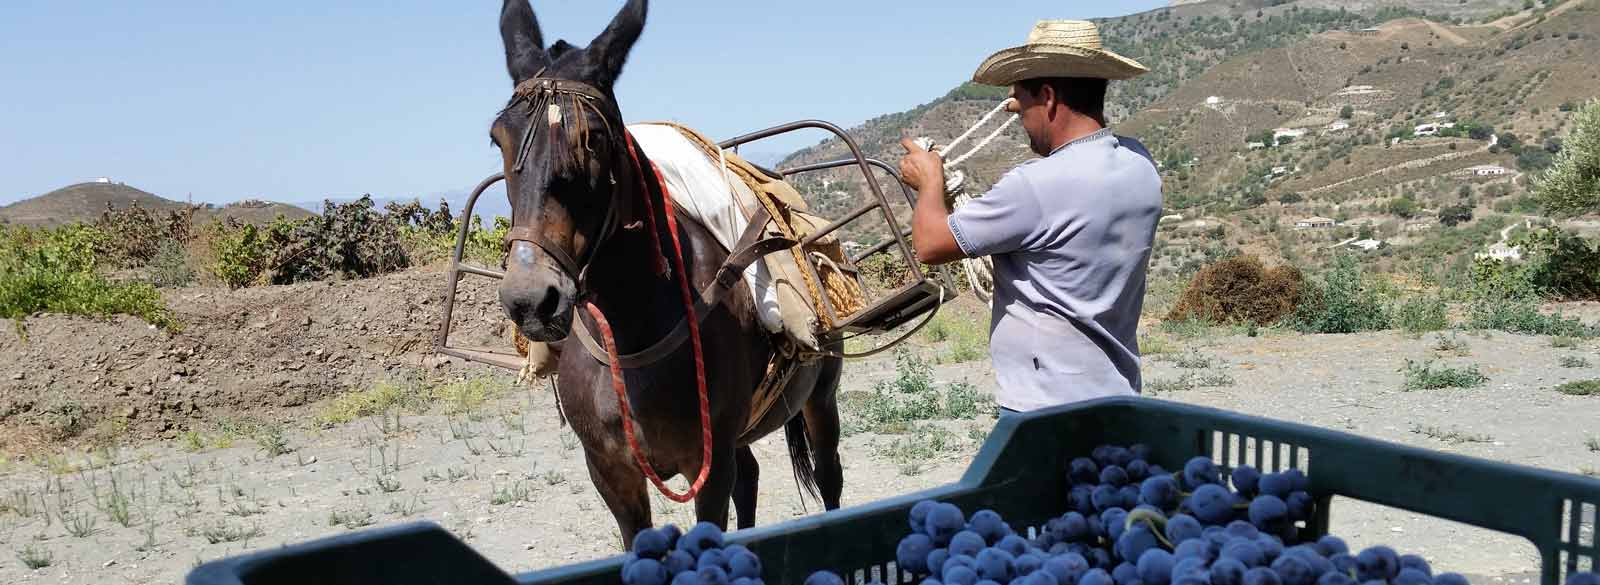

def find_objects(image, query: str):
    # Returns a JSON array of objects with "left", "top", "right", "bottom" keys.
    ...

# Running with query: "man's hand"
[
  {"left": 898, "top": 137, "right": 946, "bottom": 193},
  {"left": 900, "top": 137, "right": 965, "bottom": 265}
]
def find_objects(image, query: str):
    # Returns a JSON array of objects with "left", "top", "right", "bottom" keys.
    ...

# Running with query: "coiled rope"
[{"left": 914, "top": 99, "right": 1017, "bottom": 303}]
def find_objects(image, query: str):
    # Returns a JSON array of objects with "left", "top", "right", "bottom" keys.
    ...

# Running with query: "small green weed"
[
  {"left": 1174, "top": 350, "right": 1215, "bottom": 369},
  {"left": 16, "top": 544, "right": 52, "bottom": 570},
  {"left": 1401, "top": 360, "right": 1489, "bottom": 390},
  {"left": 1560, "top": 355, "right": 1590, "bottom": 368},
  {"left": 327, "top": 508, "right": 373, "bottom": 530},
  {"left": 1554, "top": 379, "right": 1600, "bottom": 396},
  {"left": 1409, "top": 424, "right": 1494, "bottom": 444},
  {"left": 1431, "top": 333, "right": 1471, "bottom": 355}
]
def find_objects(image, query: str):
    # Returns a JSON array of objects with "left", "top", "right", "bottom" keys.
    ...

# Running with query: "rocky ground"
[{"left": 1, "top": 267, "right": 1598, "bottom": 583}]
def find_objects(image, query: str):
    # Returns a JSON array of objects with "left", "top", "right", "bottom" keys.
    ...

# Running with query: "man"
[{"left": 898, "top": 20, "right": 1162, "bottom": 414}]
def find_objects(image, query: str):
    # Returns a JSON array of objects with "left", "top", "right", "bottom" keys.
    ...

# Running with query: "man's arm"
[{"left": 898, "top": 138, "right": 966, "bottom": 265}]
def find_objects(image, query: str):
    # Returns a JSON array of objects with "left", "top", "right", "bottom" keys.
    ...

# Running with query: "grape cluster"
[{"left": 620, "top": 444, "right": 1600, "bottom": 585}]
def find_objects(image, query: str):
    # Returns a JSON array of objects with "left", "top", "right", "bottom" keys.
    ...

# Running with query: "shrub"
[
  {"left": 1166, "top": 255, "right": 1304, "bottom": 326},
  {"left": 1437, "top": 205, "right": 1473, "bottom": 227},
  {"left": 268, "top": 196, "right": 411, "bottom": 284},
  {"left": 1393, "top": 293, "right": 1449, "bottom": 334},
  {"left": 210, "top": 221, "right": 270, "bottom": 289},
  {"left": 93, "top": 202, "right": 199, "bottom": 267},
  {"left": 1536, "top": 99, "right": 1600, "bottom": 215},
  {"left": 148, "top": 238, "right": 195, "bottom": 288},
  {"left": 1516, "top": 227, "right": 1600, "bottom": 300},
  {"left": 1554, "top": 379, "right": 1600, "bottom": 396},
  {"left": 1292, "top": 255, "right": 1391, "bottom": 333},
  {"left": 1400, "top": 360, "right": 1488, "bottom": 390},
  {"left": 0, "top": 225, "right": 177, "bottom": 330}
]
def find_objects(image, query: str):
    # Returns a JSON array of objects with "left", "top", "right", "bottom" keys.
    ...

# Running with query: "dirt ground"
[{"left": 2, "top": 267, "right": 1598, "bottom": 583}]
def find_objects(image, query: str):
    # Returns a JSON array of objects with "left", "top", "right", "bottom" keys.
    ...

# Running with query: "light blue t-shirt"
[{"left": 947, "top": 128, "right": 1162, "bottom": 411}]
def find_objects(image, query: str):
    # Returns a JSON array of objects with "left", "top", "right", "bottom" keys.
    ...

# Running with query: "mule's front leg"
[
  {"left": 584, "top": 450, "right": 652, "bottom": 549},
  {"left": 692, "top": 439, "right": 738, "bottom": 530},
  {"left": 731, "top": 446, "right": 760, "bottom": 529}
]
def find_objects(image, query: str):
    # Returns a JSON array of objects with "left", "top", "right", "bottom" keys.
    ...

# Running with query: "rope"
[
  {"left": 914, "top": 99, "right": 1016, "bottom": 303},
  {"left": 588, "top": 134, "right": 713, "bottom": 504}
]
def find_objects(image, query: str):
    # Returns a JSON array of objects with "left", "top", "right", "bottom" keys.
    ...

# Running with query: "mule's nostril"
[{"left": 535, "top": 285, "right": 562, "bottom": 321}]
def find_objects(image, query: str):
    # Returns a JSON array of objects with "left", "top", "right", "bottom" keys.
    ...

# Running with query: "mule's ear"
[
  {"left": 500, "top": 0, "right": 547, "bottom": 84},
  {"left": 584, "top": 0, "right": 647, "bottom": 87}
]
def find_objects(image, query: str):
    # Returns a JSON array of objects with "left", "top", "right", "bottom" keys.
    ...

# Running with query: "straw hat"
[{"left": 972, "top": 20, "right": 1148, "bottom": 86}]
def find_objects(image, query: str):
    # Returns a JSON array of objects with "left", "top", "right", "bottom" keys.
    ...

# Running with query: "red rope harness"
[{"left": 582, "top": 133, "right": 711, "bottom": 503}]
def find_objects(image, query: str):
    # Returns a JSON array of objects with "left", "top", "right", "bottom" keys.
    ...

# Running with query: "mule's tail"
[{"left": 784, "top": 415, "right": 821, "bottom": 506}]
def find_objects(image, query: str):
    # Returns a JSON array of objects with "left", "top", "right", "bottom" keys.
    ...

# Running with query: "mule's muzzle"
[{"left": 500, "top": 241, "right": 578, "bottom": 342}]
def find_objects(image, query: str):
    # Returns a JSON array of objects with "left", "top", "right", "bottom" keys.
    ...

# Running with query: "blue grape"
[
  {"left": 947, "top": 555, "right": 979, "bottom": 574},
  {"left": 633, "top": 529, "right": 671, "bottom": 559},
  {"left": 1102, "top": 508, "right": 1130, "bottom": 541},
  {"left": 1393, "top": 569, "right": 1430, "bottom": 585},
  {"left": 1102, "top": 466, "right": 1131, "bottom": 487},
  {"left": 1257, "top": 475, "right": 1291, "bottom": 499},
  {"left": 1050, "top": 543, "right": 1073, "bottom": 556},
  {"left": 1110, "top": 447, "right": 1136, "bottom": 467},
  {"left": 731, "top": 578, "right": 756, "bottom": 585},
  {"left": 1116, "top": 524, "right": 1162, "bottom": 564},
  {"left": 1016, "top": 553, "right": 1044, "bottom": 577},
  {"left": 1206, "top": 531, "right": 1232, "bottom": 560},
  {"left": 929, "top": 550, "right": 952, "bottom": 575},
  {"left": 1226, "top": 521, "right": 1261, "bottom": 540},
  {"left": 1087, "top": 548, "right": 1114, "bottom": 570},
  {"left": 1128, "top": 460, "right": 1151, "bottom": 482},
  {"left": 672, "top": 571, "right": 706, "bottom": 585},
  {"left": 1175, "top": 540, "right": 1210, "bottom": 562},
  {"left": 1231, "top": 466, "right": 1262, "bottom": 496},
  {"left": 951, "top": 531, "right": 987, "bottom": 558},
  {"left": 1315, "top": 536, "right": 1348, "bottom": 558},
  {"left": 911, "top": 501, "right": 938, "bottom": 533},
  {"left": 1092, "top": 446, "right": 1116, "bottom": 467},
  {"left": 1183, "top": 457, "right": 1221, "bottom": 490},
  {"left": 927, "top": 504, "right": 967, "bottom": 546},
  {"left": 665, "top": 550, "right": 696, "bottom": 575},
  {"left": 897, "top": 534, "right": 934, "bottom": 575},
  {"left": 1149, "top": 465, "right": 1170, "bottom": 479},
  {"left": 1141, "top": 476, "right": 1183, "bottom": 511},
  {"left": 1174, "top": 575, "right": 1212, "bottom": 585},
  {"left": 1044, "top": 553, "right": 1092, "bottom": 585},
  {"left": 1285, "top": 492, "right": 1313, "bottom": 523},
  {"left": 1282, "top": 469, "right": 1309, "bottom": 492},
  {"left": 805, "top": 571, "right": 845, "bottom": 585},
  {"left": 976, "top": 548, "right": 1017, "bottom": 584},
  {"left": 1120, "top": 485, "right": 1143, "bottom": 510},
  {"left": 1221, "top": 539, "right": 1265, "bottom": 567},
  {"left": 700, "top": 566, "right": 731, "bottom": 585},
  {"left": 945, "top": 565, "right": 980, "bottom": 585},
  {"left": 1211, "top": 559, "right": 1248, "bottom": 585},
  {"left": 1254, "top": 535, "right": 1284, "bottom": 563},
  {"left": 922, "top": 580, "right": 946, "bottom": 585},
  {"left": 1315, "top": 573, "right": 1354, "bottom": 585},
  {"left": 1166, "top": 514, "right": 1204, "bottom": 545},
  {"left": 999, "top": 535, "right": 1031, "bottom": 557},
  {"left": 1073, "top": 458, "right": 1103, "bottom": 485},
  {"left": 1137, "top": 549, "right": 1176, "bottom": 585},
  {"left": 1081, "top": 569, "right": 1115, "bottom": 585},
  {"left": 1328, "top": 554, "right": 1356, "bottom": 578},
  {"left": 1355, "top": 547, "right": 1399, "bottom": 582},
  {"left": 977, "top": 581, "right": 1000, "bottom": 585},
  {"left": 1434, "top": 575, "right": 1468, "bottom": 585},
  {"left": 1020, "top": 573, "right": 1056, "bottom": 585},
  {"left": 727, "top": 548, "right": 761, "bottom": 580},
  {"left": 1112, "top": 562, "right": 1139, "bottom": 585},
  {"left": 680, "top": 523, "right": 725, "bottom": 556},
  {"left": 1057, "top": 512, "right": 1093, "bottom": 543},
  {"left": 1270, "top": 553, "right": 1316, "bottom": 585},
  {"left": 1094, "top": 485, "right": 1124, "bottom": 512},
  {"left": 1071, "top": 487, "right": 1097, "bottom": 515},
  {"left": 697, "top": 549, "right": 730, "bottom": 571},
  {"left": 1243, "top": 567, "right": 1282, "bottom": 585},
  {"left": 1284, "top": 546, "right": 1332, "bottom": 575},
  {"left": 1247, "top": 496, "right": 1289, "bottom": 536},
  {"left": 1172, "top": 557, "right": 1209, "bottom": 581},
  {"left": 1190, "top": 484, "right": 1237, "bottom": 525},
  {"left": 1398, "top": 555, "right": 1431, "bottom": 577},
  {"left": 625, "top": 559, "right": 670, "bottom": 585},
  {"left": 971, "top": 510, "right": 1012, "bottom": 545}
]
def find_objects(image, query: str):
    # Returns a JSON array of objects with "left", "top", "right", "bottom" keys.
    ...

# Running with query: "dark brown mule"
[{"left": 490, "top": 0, "right": 845, "bottom": 546}]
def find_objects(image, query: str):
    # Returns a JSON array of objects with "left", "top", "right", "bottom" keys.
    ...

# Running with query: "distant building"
[
  {"left": 1414, "top": 123, "right": 1441, "bottom": 136},
  {"left": 1247, "top": 141, "right": 1267, "bottom": 150},
  {"left": 1296, "top": 217, "right": 1336, "bottom": 229},
  {"left": 1440, "top": 122, "right": 1457, "bottom": 129},
  {"left": 94, "top": 177, "right": 112, "bottom": 183},
  {"left": 1159, "top": 214, "right": 1184, "bottom": 224},
  {"left": 1350, "top": 239, "right": 1384, "bottom": 251},
  {"left": 1468, "top": 164, "right": 1509, "bottom": 176},
  {"left": 1206, "top": 96, "right": 1222, "bottom": 105},
  {"left": 1326, "top": 120, "right": 1350, "bottom": 132},
  {"left": 1271, "top": 166, "right": 1292, "bottom": 176},
  {"left": 1476, "top": 242, "right": 1523, "bottom": 261},
  {"left": 1433, "top": 111, "right": 1449, "bottom": 119}
]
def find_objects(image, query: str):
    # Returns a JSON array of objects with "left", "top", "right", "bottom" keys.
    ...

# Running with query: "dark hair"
[{"left": 1017, "top": 77, "right": 1109, "bottom": 126}]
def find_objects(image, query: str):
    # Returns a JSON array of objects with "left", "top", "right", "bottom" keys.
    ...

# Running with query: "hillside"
[
  {"left": 774, "top": 0, "right": 1597, "bottom": 276},
  {"left": 2, "top": 181, "right": 317, "bottom": 227}
]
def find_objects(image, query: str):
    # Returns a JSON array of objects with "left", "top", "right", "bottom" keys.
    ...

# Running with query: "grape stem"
[{"left": 1124, "top": 508, "right": 1176, "bottom": 551}]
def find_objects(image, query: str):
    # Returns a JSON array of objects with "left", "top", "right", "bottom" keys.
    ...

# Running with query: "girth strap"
[{"left": 571, "top": 209, "right": 791, "bottom": 369}]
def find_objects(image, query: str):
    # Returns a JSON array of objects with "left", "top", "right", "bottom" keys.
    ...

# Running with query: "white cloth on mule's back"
[{"left": 626, "top": 123, "right": 783, "bottom": 334}]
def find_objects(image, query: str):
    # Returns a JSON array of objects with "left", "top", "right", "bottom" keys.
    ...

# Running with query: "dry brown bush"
[{"left": 1166, "top": 255, "right": 1304, "bottom": 326}]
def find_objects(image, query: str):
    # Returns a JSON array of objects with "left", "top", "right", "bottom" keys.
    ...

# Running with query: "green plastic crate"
[
  {"left": 521, "top": 397, "right": 1598, "bottom": 585},
  {"left": 187, "top": 397, "right": 1598, "bottom": 585}
]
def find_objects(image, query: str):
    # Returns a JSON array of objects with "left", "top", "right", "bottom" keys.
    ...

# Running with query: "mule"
[{"left": 490, "top": 0, "right": 845, "bottom": 546}]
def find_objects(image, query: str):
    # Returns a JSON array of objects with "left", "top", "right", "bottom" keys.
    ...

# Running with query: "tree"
[
  {"left": 1537, "top": 99, "right": 1600, "bottom": 215},
  {"left": 1340, "top": 105, "right": 1354, "bottom": 119},
  {"left": 1438, "top": 204, "right": 1474, "bottom": 227},
  {"left": 1387, "top": 196, "right": 1419, "bottom": 219}
]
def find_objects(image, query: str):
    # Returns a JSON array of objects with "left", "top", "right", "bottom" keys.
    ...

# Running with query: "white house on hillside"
[
  {"left": 1468, "top": 164, "right": 1509, "bottom": 176},
  {"left": 1350, "top": 239, "right": 1384, "bottom": 251},
  {"left": 1296, "top": 217, "right": 1336, "bottom": 229},
  {"left": 1476, "top": 242, "right": 1522, "bottom": 261},
  {"left": 1414, "top": 123, "right": 1440, "bottom": 136},
  {"left": 1326, "top": 120, "right": 1350, "bottom": 132},
  {"left": 1247, "top": 141, "right": 1267, "bottom": 150}
]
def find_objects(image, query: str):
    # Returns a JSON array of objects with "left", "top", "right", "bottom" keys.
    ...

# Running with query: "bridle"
[{"left": 500, "top": 75, "right": 657, "bottom": 290}]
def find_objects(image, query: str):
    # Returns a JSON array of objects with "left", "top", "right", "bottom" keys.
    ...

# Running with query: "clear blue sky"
[{"left": 1, "top": 1, "right": 1164, "bottom": 206}]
